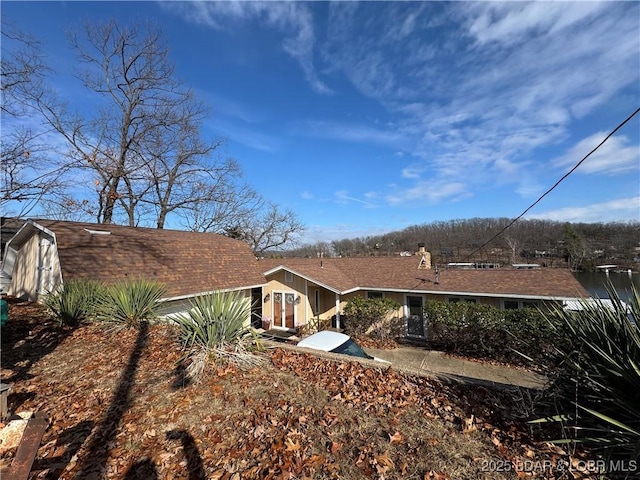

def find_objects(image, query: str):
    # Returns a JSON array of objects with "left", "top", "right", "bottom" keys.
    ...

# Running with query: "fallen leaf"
[
  {"left": 462, "top": 415, "right": 476, "bottom": 433},
  {"left": 285, "top": 437, "right": 301, "bottom": 451},
  {"left": 389, "top": 431, "right": 403, "bottom": 445}
]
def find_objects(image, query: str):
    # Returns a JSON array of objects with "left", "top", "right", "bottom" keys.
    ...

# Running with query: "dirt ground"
[{"left": 1, "top": 299, "right": 592, "bottom": 479}]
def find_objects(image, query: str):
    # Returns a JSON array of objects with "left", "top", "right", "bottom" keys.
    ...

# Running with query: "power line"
[{"left": 459, "top": 106, "right": 640, "bottom": 265}]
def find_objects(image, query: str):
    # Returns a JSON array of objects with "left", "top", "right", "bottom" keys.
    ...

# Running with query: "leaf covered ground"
[{"left": 1, "top": 299, "right": 594, "bottom": 479}]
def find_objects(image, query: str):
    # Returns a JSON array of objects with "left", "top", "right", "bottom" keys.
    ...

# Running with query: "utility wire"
[{"left": 458, "top": 106, "right": 640, "bottom": 266}]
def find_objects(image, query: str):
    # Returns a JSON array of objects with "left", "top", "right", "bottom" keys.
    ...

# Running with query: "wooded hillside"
[{"left": 281, "top": 218, "right": 640, "bottom": 271}]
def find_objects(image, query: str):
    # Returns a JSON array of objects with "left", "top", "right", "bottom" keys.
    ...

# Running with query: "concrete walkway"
[
  {"left": 365, "top": 346, "right": 547, "bottom": 390},
  {"left": 261, "top": 331, "right": 547, "bottom": 390}
]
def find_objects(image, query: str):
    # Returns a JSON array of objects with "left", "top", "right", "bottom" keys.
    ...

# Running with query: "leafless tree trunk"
[
  {"left": 504, "top": 236, "right": 520, "bottom": 264},
  {"left": 5, "top": 18, "right": 306, "bottom": 250},
  {"left": 30, "top": 20, "right": 233, "bottom": 227}
]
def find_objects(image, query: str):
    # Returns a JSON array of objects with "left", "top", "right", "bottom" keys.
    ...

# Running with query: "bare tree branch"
[{"left": 1, "top": 21, "right": 68, "bottom": 216}]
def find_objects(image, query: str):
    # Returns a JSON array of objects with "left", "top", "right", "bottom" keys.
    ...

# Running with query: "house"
[
  {"left": 1, "top": 219, "right": 266, "bottom": 321},
  {"left": 2, "top": 219, "right": 592, "bottom": 339},
  {"left": 258, "top": 249, "right": 591, "bottom": 338}
]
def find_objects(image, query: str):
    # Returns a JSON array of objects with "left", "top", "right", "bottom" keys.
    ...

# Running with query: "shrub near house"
[
  {"left": 424, "top": 301, "right": 555, "bottom": 365},
  {"left": 343, "top": 296, "right": 402, "bottom": 341},
  {"left": 44, "top": 278, "right": 165, "bottom": 328}
]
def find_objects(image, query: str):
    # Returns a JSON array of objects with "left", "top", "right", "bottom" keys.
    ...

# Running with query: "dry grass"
[{"left": 0, "top": 299, "right": 587, "bottom": 479}]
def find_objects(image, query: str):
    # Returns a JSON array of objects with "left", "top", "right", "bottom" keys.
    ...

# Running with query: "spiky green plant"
[
  {"left": 531, "top": 285, "right": 640, "bottom": 464},
  {"left": 44, "top": 279, "right": 106, "bottom": 326},
  {"left": 98, "top": 279, "right": 166, "bottom": 328},
  {"left": 172, "top": 290, "right": 263, "bottom": 378}
]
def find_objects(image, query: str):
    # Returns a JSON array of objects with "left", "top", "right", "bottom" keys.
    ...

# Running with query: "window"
[
  {"left": 367, "top": 291, "right": 384, "bottom": 299},
  {"left": 284, "top": 271, "right": 293, "bottom": 283},
  {"left": 504, "top": 300, "right": 519, "bottom": 310},
  {"left": 502, "top": 299, "right": 539, "bottom": 310},
  {"left": 448, "top": 297, "right": 476, "bottom": 303}
]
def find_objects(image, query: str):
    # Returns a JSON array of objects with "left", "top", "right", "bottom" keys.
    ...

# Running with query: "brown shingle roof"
[
  {"left": 260, "top": 257, "right": 591, "bottom": 299},
  {"left": 34, "top": 220, "right": 266, "bottom": 299}
]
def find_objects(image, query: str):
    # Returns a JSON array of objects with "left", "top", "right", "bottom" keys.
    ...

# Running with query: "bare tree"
[
  {"left": 236, "top": 202, "right": 305, "bottom": 255},
  {"left": 504, "top": 236, "right": 520, "bottom": 264},
  {"left": 179, "top": 178, "right": 263, "bottom": 234},
  {"left": 1, "top": 22, "right": 67, "bottom": 215},
  {"left": 29, "top": 19, "right": 238, "bottom": 227},
  {"left": 5, "top": 18, "right": 306, "bottom": 249},
  {"left": 132, "top": 106, "right": 239, "bottom": 229}
]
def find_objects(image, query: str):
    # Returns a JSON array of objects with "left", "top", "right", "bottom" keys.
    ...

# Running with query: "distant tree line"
[{"left": 280, "top": 218, "right": 640, "bottom": 271}]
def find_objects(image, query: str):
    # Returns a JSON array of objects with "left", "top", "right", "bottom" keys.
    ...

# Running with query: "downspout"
[{"left": 335, "top": 294, "right": 341, "bottom": 330}]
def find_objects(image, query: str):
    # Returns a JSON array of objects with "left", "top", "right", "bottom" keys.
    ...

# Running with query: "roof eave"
[
  {"left": 159, "top": 282, "right": 267, "bottom": 303},
  {"left": 341, "top": 286, "right": 589, "bottom": 300},
  {"left": 5, "top": 219, "right": 56, "bottom": 249}
]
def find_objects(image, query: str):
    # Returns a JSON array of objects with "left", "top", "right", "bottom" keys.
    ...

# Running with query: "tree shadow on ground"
[
  {"left": 32, "top": 420, "right": 94, "bottom": 479},
  {"left": 1, "top": 299, "right": 76, "bottom": 385},
  {"left": 123, "top": 458, "right": 159, "bottom": 480},
  {"left": 72, "top": 322, "right": 150, "bottom": 479},
  {"left": 166, "top": 429, "right": 206, "bottom": 480}
]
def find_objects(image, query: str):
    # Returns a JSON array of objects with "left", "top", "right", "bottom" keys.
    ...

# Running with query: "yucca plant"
[
  {"left": 98, "top": 279, "right": 166, "bottom": 328},
  {"left": 172, "top": 290, "right": 263, "bottom": 380},
  {"left": 531, "top": 284, "right": 640, "bottom": 466},
  {"left": 44, "top": 279, "right": 106, "bottom": 326}
]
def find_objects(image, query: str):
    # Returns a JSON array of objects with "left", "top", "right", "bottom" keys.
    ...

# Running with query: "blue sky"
[{"left": 3, "top": 1, "right": 639, "bottom": 244}]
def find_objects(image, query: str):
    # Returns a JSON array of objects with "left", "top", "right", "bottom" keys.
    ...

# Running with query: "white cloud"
[
  {"left": 334, "top": 190, "right": 377, "bottom": 208},
  {"left": 299, "top": 223, "right": 393, "bottom": 244},
  {"left": 162, "top": 1, "right": 331, "bottom": 95},
  {"left": 527, "top": 197, "right": 640, "bottom": 223},
  {"left": 317, "top": 1, "right": 638, "bottom": 207},
  {"left": 401, "top": 165, "right": 423, "bottom": 179},
  {"left": 301, "top": 191, "right": 314, "bottom": 200},
  {"left": 385, "top": 181, "right": 470, "bottom": 206},
  {"left": 363, "top": 191, "right": 378, "bottom": 200},
  {"left": 553, "top": 133, "right": 639, "bottom": 175},
  {"left": 465, "top": 2, "right": 607, "bottom": 47},
  {"left": 167, "top": 1, "right": 639, "bottom": 211},
  {"left": 292, "top": 119, "right": 408, "bottom": 148}
]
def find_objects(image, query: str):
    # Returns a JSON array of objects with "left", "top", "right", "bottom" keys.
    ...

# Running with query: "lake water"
[{"left": 573, "top": 271, "right": 639, "bottom": 303}]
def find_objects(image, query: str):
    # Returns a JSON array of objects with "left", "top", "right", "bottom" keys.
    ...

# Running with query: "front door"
[
  {"left": 406, "top": 295, "right": 425, "bottom": 337},
  {"left": 273, "top": 292, "right": 296, "bottom": 329},
  {"left": 284, "top": 293, "right": 295, "bottom": 328}
]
